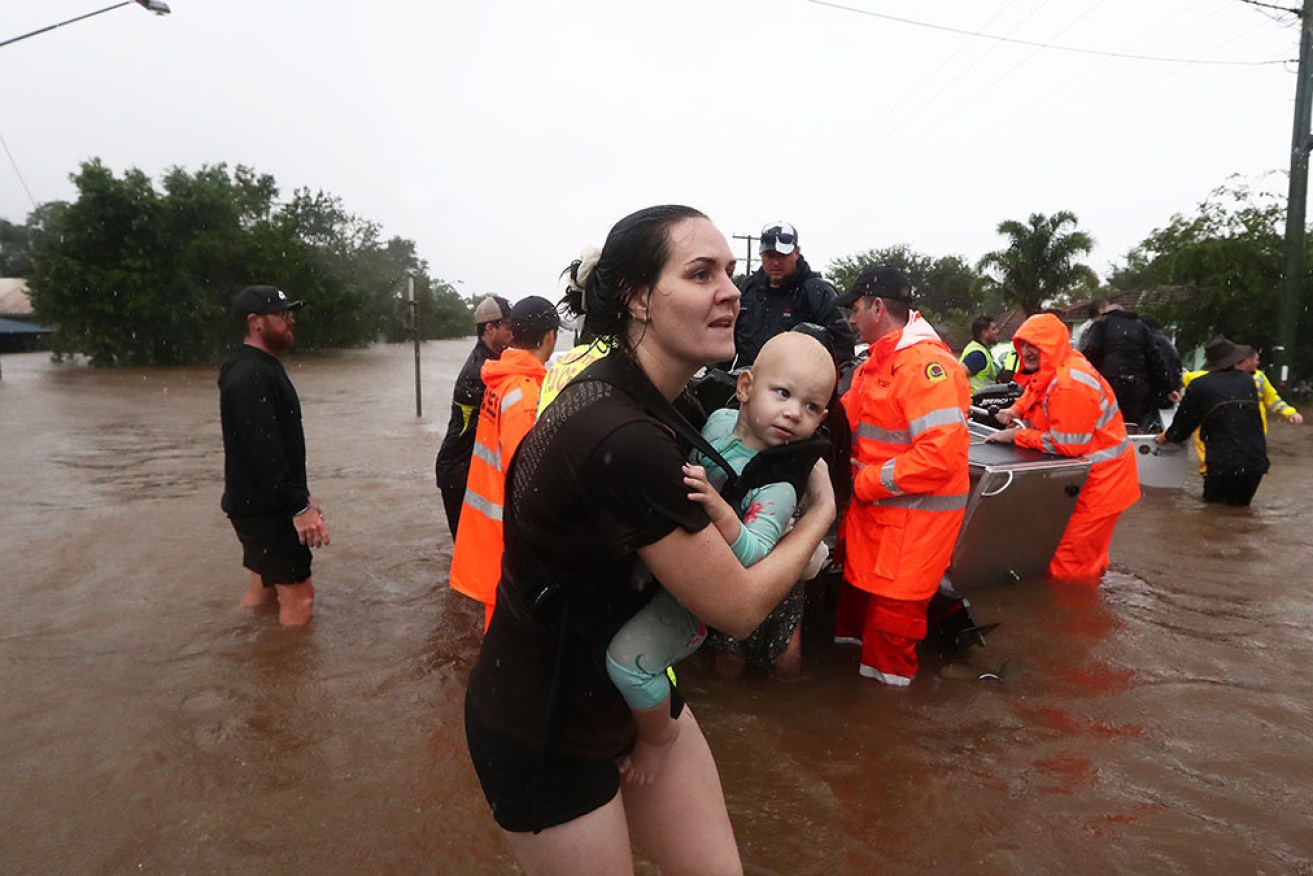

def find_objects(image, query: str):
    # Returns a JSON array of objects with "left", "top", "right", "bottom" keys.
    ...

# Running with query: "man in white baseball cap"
[{"left": 730, "top": 221, "right": 855, "bottom": 369}]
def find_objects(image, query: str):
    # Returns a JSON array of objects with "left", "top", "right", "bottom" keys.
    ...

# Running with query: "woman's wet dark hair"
[{"left": 562, "top": 205, "right": 707, "bottom": 352}]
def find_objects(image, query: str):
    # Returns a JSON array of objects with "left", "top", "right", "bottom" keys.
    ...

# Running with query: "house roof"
[
  {"left": 0, "top": 278, "right": 33, "bottom": 315},
  {"left": 0, "top": 316, "right": 53, "bottom": 335}
]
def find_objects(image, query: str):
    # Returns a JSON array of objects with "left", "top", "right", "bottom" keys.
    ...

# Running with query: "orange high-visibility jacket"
[
  {"left": 840, "top": 313, "right": 971, "bottom": 601},
  {"left": 1010, "top": 314, "right": 1140, "bottom": 518},
  {"left": 449, "top": 348, "right": 546, "bottom": 610}
]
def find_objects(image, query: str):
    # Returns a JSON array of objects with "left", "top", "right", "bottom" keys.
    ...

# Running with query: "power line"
[
  {"left": 1235, "top": 0, "right": 1301, "bottom": 15},
  {"left": 806, "top": 0, "right": 1289, "bottom": 65},
  {"left": 756, "top": 0, "right": 1037, "bottom": 220},
  {"left": 0, "top": 129, "right": 37, "bottom": 211}
]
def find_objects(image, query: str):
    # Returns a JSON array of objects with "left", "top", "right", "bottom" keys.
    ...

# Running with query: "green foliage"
[
  {"left": 22, "top": 159, "right": 465, "bottom": 365},
  {"left": 826, "top": 244, "right": 994, "bottom": 336},
  {"left": 1107, "top": 178, "right": 1309, "bottom": 374},
  {"left": 978, "top": 211, "right": 1098, "bottom": 314}
]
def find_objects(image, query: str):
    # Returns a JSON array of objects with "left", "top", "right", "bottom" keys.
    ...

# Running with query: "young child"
[{"left": 605, "top": 332, "right": 837, "bottom": 785}]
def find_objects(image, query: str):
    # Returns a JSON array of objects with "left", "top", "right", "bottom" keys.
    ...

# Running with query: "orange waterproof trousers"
[
  {"left": 1048, "top": 509, "right": 1123, "bottom": 586},
  {"left": 835, "top": 584, "right": 931, "bottom": 684}
]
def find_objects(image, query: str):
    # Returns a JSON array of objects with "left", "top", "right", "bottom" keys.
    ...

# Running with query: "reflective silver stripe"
[
  {"left": 1069, "top": 369, "right": 1102, "bottom": 392},
  {"left": 880, "top": 459, "right": 902, "bottom": 495},
  {"left": 1270, "top": 400, "right": 1292, "bottom": 414},
  {"left": 909, "top": 407, "right": 966, "bottom": 438},
  {"left": 471, "top": 440, "right": 500, "bottom": 471},
  {"left": 1041, "top": 434, "right": 1056, "bottom": 454},
  {"left": 1095, "top": 401, "right": 1118, "bottom": 430},
  {"left": 1086, "top": 438, "right": 1129, "bottom": 463},
  {"left": 461, "top": 487, "right": 503, "bottom": 521},
  {"left": 857, "top": 422, "right": 911, "bottom": 445},
  {"left": 1050, "top": 430, "right": 1092, "bottom": 446},
  {"left": 500, "top": 387, "right": 524, "bottom": 415},
  {"left": 870, "top": 492, "right": 969, "bottom": 511}
]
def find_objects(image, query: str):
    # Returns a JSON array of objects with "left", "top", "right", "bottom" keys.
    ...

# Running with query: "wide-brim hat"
[{"left": 1202, "top": 335, "right": 1253, "bottom": 371}]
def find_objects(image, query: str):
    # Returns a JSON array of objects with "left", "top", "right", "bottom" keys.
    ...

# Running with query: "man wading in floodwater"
[{"left": 219, "top": 285, "right": 330, "bottom": 626}]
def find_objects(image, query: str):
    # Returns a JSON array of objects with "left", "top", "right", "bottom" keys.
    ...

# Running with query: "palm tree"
[{"left": 978, "top": 211, "right": 1098, "bottom": 314}]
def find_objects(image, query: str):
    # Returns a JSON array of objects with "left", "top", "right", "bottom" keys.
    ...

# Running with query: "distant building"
[{"left": 0, "top": 278, "right": 55, "bottom": 358}]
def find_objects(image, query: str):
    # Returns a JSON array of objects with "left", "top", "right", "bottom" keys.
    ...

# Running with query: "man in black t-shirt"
[{"left": 219, "top": 285, "right": 330, "bottom": 626}]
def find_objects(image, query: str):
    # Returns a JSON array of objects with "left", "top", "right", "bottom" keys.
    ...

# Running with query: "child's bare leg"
[
  {"left": 238, "top": 572, "right": 277, "bottom": 609},
  {"left": 773, "top": 625, "right": 803, "bottom": 681},
  {"left": 619, "top": 699, "right": 681, "bottom": 787}
]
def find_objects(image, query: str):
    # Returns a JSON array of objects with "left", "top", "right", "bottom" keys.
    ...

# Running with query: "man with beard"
[
  {"left": 729, "top": 221, "right": 855, "bottom": 368},
  {"left": 219, "top": 285, "right": 329, "bottom": 626}
]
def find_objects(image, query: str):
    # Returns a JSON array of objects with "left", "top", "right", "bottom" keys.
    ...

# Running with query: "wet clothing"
[
  {"left": 229, "top": 514, "right": 312, "bottom": 588},
  {"left": 464, "top": 353, "right": 711, "bottom": 829},
  {"left": 1079, "top": 309, "right": 1171, "bottom": 430},
  {"left": 1147, "top": 331, "right": 1183, "bottom": 412},
  {"left": 960, "top": 339, "right": 1001, "bottom": 390},
  {"left": 1010, "top": 314, "right": 1140, "bottom": 583},
  {"left": 466, "top": 684, "right": 684, "bottom": 834},
  {"left": 449, "top": 349, "right": 547, "bottom": 624},
  {"left": 1254, "top": 369, "right": 1299, "bottom": 428},
  {"left": 732, "top": 257, "right": 856, "bottom": 368},
  {"left": 610, "top": 408, "right": 804, "bottom": 684},
  {"left": 838, "top": 313, "right": 971, "bottom": 681},
  {"left": 219, "top": 344, "right": 315, "bottom": 587},
  {"left": 1182, "top": 368, "right": 1296, "bottom": 474},
  {"left": 1166, "top": 369, "right": 1268, "bottom": 505},
  {"left": 219, "top": 345, "right": 310, "bottom": 519},
  {"left": 435, "top": 337, "right": 501, "bottom": 535},
  {"left": 835, "top": 587, "right": 928, "bottom": 686}
]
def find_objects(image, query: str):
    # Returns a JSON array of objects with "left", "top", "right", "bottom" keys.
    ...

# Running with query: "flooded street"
[{"left": 2, "top": 342, "right": 1312, "bottom": 874}]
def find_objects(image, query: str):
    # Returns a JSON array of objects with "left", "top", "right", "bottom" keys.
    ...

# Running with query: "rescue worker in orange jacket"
[
  {"left": 988, "top": 313, "right": 1140, "bottom": 585},
  {"left": 833, "top": 266, "right": 971, "bottom": 686},
  {"left": 449, "top": 296, "right": 560, "bottom": 629}
]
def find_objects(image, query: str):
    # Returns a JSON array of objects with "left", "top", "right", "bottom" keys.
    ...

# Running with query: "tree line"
[
  {"left": 1, "top": 162, "right": 1308, "bottom": 377},
  {"left": 0, "top": 160, "right": 474, "bottom": 366},
  {"left": 826, "top": 180, "right": 1312, "bottom": 379}
]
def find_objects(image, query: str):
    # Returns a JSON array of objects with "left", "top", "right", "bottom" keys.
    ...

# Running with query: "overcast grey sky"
[{"left": 0, "top": 0, "right": 1301, "bottom": 302}]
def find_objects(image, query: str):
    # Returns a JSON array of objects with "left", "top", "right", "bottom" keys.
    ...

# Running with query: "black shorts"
[
  {"left": 464, "top": 687, "right": 684, "bottom": 834},
  {"left": 229, "top": 514, "right": 312, "bottom": 587}
]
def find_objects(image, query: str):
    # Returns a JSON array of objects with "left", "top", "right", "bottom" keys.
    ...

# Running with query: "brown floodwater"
[{"left": 1, "top": 342, "right": 1311, "bottom": 874}]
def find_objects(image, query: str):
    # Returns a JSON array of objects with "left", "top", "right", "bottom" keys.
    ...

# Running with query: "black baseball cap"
[
  {"left": 835, "top": 266, "right": 913, "bottom": 306},
  {"left": 232, "top": 285, "right": 303, "bottom": 322},
  {"left": 509, "top": 295, "right": 561, "bottom": 334}
]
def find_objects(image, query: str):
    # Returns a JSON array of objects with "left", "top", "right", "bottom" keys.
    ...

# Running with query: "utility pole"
[
  {"left": 732, "top": 234, "right": 759, "bottom": 278},
  {"left": 1278, "top": 0, "right": 1313, "bottom": 387},
  {"left": 406, "top": 269, "right": 422, "bottom": 418}
]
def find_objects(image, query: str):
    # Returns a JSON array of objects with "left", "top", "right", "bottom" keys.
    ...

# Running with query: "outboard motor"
[
  {"left": 926, "top": 578, "right": 999, "bottom": 657},
  {"left": 970, "top": 382, "right": 1023, "bottom": 428}
]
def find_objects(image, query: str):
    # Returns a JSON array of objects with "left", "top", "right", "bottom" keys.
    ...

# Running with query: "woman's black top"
[{"left": 465, "top": 354, "right": 711, "bottom": 759}]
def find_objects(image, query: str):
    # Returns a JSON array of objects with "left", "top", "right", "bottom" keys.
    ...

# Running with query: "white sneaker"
[{"left": 858, "top": 664, "right": 912, "bottom": 686}]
